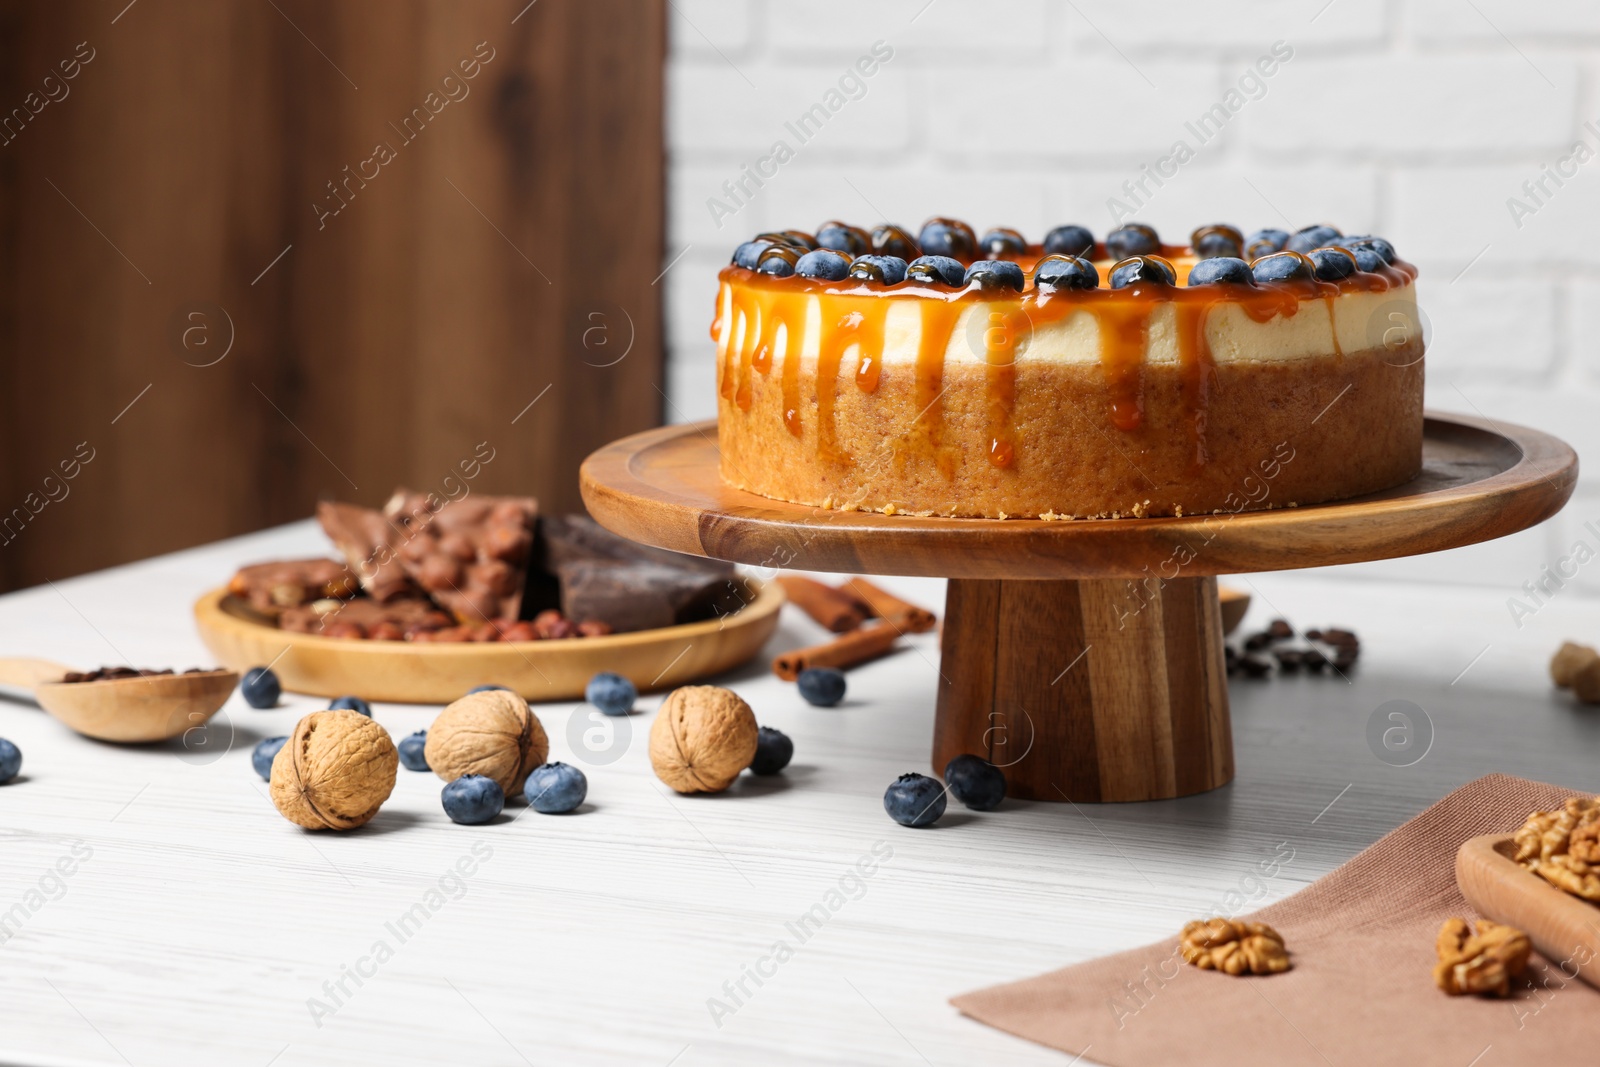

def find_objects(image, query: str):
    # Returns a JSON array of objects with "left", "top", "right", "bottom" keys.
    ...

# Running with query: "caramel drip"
[
  {"left": 1093, "top": 291, "right": 1156, "bottom": 432},
  {"left": 814, "top": 304, "right": 888, "bottom": 460},
  {"left": 915, "top": 300, "right": 961, "bottom": 478},
  {"left": 774, "top": 296, "right": 807, "bottom": 433},
  {"left": 978, "top": 299, "right": 1030, "bottom": 468},
  {"left": 1173, "top": 301, "right": 1215, "bottom": 468},
  {"left": 722, "top": 288, "right": 761, "bottom": 406}
]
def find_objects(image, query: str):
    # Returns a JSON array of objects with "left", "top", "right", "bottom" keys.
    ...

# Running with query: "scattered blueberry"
[
  {"left": 524, "top": 762, "right": 587, "bottom": 814},
  {"left": 1251, "top": 251, "right": 1314, "bottom": 283},
  {"left": 797, "top": 667, "right": 847, "bottom": 707},
  {"left": 943, "top": 754, "right": 1007, "bottom": 811},
  {"left": 586, "top": 672, "right": 637, "bottom": 717},
  {"left": 1187, "top": 257, "right": 1254, "bottom": 286},
  {"left": 1245, "top": 228, "right": 1289, "bottom": 256},
  {"left": 849, "top": 255, "right": 909, "bottom": 285},
  {"left": 756, "top": 246, "right": 800, "bottom": 277},
  {"left": 1192, "top": 225, "right": 1243, "bottom": 260},
  {"left": 0, "top": 739, "right": 21, "bottom": 785},
  {"left": 917, "top": 218, "right": 976, "bottom": 260},
  {"left": 468, "top": 684, "right": 512, "bottom": 695},
  {"left": 1109, "top": 256, "right": 1176, "bottom": 289},
  {"left": 906, "top": 255, "right": 966, "bottom": 286},
  {"left": 1043, "top": 224, "right": 1094, "bottom": 257},
  {"left": 871, "top": 224, "right": 919, "bottom": 259},
  {"left": 1286, "top": 224, "right": 1341, "bottom": 254},
  {"left": 979, "top": 228, "right": 1027, "bottom": 259},
  {"left": 796, "top": 249, "right": 852, "bottom": 281},
  {"left": 241, "top": 667, "right": 281, "bottom": 709},
  {"left": 1105, "top": 223, "right": 1160, "bottom": 260},
  {"left": 399, "top": 730, "right": 430, "bottom": 772},
  {"left": 749, "top": 726, "right": 794, "bottom": 776},
  {"left": 815, "top": 222, "right": 868, "bottom": 256},
  {"left": 963, "top": 260, "right": 1025, "bottom": 291},
  {"left": 329, "top": 695, "right": 371, "bottom": 717},
  {"left": 442, "top": 775, "right": 504, "bottom": 825},
  {"left": 1307, "top": 247, "right": 1356, "bottom": 281},
  {"left": 883, "top": 772, "right": 946, "bottom": 827},
  {"left": 1033, "top": 254, "right": 1098, "bottom": 291},
  {"left": 1349, "top": 246, "right": 1386, "bottom": 272},
  {"left": 732, "top": 240, "right": 773, "bottom": 270},
  {"left": 252, "top": 736, "right": 287, "bottom": 781},
  {"left": 779, "top": 230, "right": 819, "bottom": 250}
]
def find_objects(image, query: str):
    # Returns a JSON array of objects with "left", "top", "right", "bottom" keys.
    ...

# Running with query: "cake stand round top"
[{"left": 579, "top": 412, "right": 1576, "bottom": 580}]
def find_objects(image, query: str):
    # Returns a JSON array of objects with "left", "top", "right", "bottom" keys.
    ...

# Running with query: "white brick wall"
[{"left": 663, "top": 0, "right": 1600, "bottom": 597}]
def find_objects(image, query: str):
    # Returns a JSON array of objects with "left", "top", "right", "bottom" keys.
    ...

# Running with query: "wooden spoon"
[
  {"left": 1456, "top": 833, "right": 1600, "bottom": 989},
  {"left": 0, "top": 657, "right": 238, "bottom": 743}
]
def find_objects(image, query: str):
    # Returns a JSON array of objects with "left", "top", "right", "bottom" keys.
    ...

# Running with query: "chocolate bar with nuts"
[
  {"left": 316, "top": 501, "right": 418, "bottom": 603},
  {"left": 383, "top": 489, "right": 538, "bottom": 624},
  {"left": 279, "top": 596, "right": 454, "bottom": 641},
  {"left": 227, "top": 558, "right": 359, "bottom": 617}
]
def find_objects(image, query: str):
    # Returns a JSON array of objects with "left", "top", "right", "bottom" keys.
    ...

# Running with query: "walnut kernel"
[
  {"left": 649, "top": 685, "right": 759, "bottom": 794},
  {"left": 270, "top": 709, "right": 398, "bottom": 831},
  {"left": 1512, "top": 795, "right": 1600, "bottom": 902},
  {"left": 1178, "top": 918, "right": 1290, "bottom": 976},
  {"left": 1433, "top": 917, "right": 1530, "bottom": 997}
]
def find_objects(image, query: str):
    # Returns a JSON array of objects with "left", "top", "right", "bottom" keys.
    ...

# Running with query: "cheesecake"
[{"left": 711, "top": 220, "right": 1424, "bottom": 520}]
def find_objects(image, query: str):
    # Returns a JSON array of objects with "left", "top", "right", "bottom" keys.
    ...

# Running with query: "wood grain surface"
[
  {"left": 579, "top": 413, "right": 1577, "bottom": 580},
  {"left": 934, "top": 577, "right": 1233, "bottom": 802},
  {"left": 1456, "top": 834, "right": 1600, "bottom": 989},
  {"left": 0, "top": 0, "right": 665, "bottom": 593}
]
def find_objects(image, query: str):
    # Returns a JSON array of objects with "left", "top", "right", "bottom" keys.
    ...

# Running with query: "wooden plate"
[
  {"left": 1457, "top": 834, "right": 1600, "bottom": 989},
  {"left": 192, "top": 581, "right": 783, "bottom": 705},
  {"left": 580, "top": 413, "right": 1577, "bottom": 580}
]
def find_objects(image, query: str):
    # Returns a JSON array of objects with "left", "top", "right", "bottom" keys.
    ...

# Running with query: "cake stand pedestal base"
[{"left": 934, "top": 576, "right": 1232, "bottom": 802}]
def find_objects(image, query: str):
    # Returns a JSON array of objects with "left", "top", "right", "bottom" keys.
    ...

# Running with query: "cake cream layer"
[{"left": 714, "top": 269, "right": 1418, "bottom": 369}]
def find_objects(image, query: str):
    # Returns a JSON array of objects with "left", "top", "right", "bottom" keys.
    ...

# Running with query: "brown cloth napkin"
[{"left": 953, "top": 774, "right": 1598, "bottom": 1066}]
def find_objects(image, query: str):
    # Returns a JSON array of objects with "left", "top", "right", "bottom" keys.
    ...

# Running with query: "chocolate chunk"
[{"left": 533, "top": 515, "right": 746, "bottom": 632}]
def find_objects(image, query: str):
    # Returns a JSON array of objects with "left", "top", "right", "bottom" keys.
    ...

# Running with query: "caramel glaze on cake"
[{"left": 713, "top": 231, "right": 1423, "bottom": 520}]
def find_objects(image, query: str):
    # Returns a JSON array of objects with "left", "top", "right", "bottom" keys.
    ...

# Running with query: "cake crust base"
[{"left": 717, "top": 344, "right": 1424, "bottom": 520}]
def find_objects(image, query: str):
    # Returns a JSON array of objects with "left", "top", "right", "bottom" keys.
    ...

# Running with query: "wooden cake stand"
[{"left": 580, "top": 413, "right": 1576, "bottom": 803}]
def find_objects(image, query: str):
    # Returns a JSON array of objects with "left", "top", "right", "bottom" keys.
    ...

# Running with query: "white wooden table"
[{"left": 0, "top": 520, "right": 1594, "bottom": 1067}]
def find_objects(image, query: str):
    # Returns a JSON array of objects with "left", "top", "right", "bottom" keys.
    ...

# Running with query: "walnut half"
[
  {"left": 1179, "top": 918, "right": 1291, "bottom": 976},
  {"left": 1433, "top": 918, "right": 1531, "bottom": 997}
]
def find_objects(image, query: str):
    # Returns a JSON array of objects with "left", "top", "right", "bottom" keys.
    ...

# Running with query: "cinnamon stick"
[
  {"left": 775, "top": 575, "right": 866, "bottom": 633},
  {"left": 772, "top": 622, "right": 900, "bottom": 681},
  {"left": 839, "top": 577, "right": 937, "bottom": 634}
]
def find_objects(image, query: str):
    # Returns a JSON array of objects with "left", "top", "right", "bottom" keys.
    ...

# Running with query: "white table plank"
[{"left": 0, "top": 520, "right": 1594, "bottom": 1066}]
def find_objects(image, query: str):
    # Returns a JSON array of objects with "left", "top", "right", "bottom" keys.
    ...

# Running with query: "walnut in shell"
[
  {"left": 1179, "top": 918, "right": 1290, "bottom": 976},
  {"left": 649, "top": 685, "right": 759, "bottom": 794},
  {"left": 424, "top": 689, "right": 548, "bottom": 795},
  {"left": 270, "top": 709, "right": 398, "bottom": 831},
  {"left": 1550, "top": 641, "right": 1599, "bottom": 689},
  {"left": 1433, "top": 917, "right": 1530, "bottom": 997}
]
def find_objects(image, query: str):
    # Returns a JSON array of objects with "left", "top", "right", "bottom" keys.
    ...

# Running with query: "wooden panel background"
[{"left": 0, "top": 0, "right": 665, "bottom": 593}]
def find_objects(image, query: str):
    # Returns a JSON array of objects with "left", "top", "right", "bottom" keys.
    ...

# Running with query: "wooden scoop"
[
  {"left": 0, "top": 658, "right": 238, "bottom": 743},
  {"left": 1457, "top": 834, "right": 1600, "bottom": 989}
]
